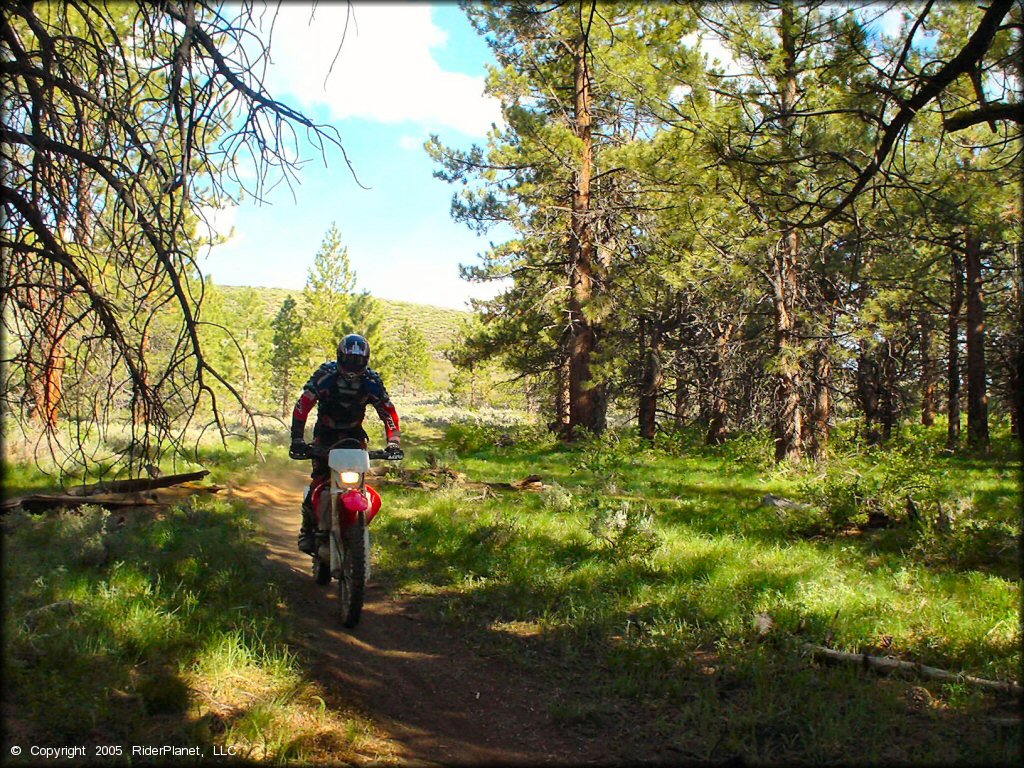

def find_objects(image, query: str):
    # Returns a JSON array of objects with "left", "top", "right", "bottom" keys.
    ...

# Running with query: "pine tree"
[
  {"left": 392, "top": 321, "right": 432, "bottom": 396},
  {"left": 428, "top": 1, "right": 701, "bottom": 436},
  {"left": 301, "top": 223, "right": 358, "bottom": 367},
  {"left": 297, "top": 224, "right": 395, "bottom": 382},
  {"left": 347, "top": 291, "right": 393, "bottom": 382},
  {"left": 270, "top": 298, "right": 303, "bottom": 417}
]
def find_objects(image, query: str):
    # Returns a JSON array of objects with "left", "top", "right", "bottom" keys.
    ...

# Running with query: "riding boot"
[{"left": 297, "top": 488, "right": 316, "bottom": 554}]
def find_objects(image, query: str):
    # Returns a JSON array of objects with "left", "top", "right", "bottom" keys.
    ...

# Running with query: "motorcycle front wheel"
[{"left": 337, "top": 511, "right": 366, "bottom": 628}]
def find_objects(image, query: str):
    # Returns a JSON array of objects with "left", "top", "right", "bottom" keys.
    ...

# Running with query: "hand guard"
[
  {"left": 384, "top": 442, "right": 404, "bottom": 461},
  {"left": 289, "top": 440, "right": 310, "bottom": 460}
]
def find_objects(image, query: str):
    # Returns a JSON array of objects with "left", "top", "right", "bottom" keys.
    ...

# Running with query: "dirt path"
[{"left": 232, "top": 469, "right": 608, "bottom": 766}]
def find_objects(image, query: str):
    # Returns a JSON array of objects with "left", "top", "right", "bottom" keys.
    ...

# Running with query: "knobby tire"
[{"left": 338, "top": 511, "right": 366, "bottom": 628}]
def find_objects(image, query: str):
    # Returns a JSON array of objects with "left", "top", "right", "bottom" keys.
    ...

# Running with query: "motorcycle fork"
[
  {"left": 330, "top": 474, "right": 372, "bottom": 581},
  {"left": 328, "top": 472, "right": 360, "bottom": 578}
]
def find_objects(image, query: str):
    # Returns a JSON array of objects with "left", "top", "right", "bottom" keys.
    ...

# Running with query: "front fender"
[{"left": 340, "top": 486, "right": 381, "bottom": 526}]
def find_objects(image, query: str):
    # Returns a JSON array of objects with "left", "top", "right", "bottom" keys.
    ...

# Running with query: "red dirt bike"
[{"left": 292, "top": 438, "right": 402, "bottom": 628}]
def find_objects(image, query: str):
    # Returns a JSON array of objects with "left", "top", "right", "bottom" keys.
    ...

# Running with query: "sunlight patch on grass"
[
  {"left": 1, "top": 487, "right": 392, "bottom": 763},
  {"left": 370, "top": 420, "right": 1020, "bottom": 763}
]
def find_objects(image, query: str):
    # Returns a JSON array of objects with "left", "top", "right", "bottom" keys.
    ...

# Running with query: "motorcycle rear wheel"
[{"left": 338, "top": 511, "right": 366, "bottom": 628}]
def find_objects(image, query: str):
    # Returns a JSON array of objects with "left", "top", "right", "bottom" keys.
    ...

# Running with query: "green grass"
[
  {"left": 369, "top": 418, "right": 1022, "bottom": 764},
  {"left": 0, "top": 424, "right": 281, "bottom": 498},
  {"left": 4, "top": 414, "right": 1018, "bottom": 763},
  {"left": 1, "top": 443, "right": 388, "bottom": 763}
]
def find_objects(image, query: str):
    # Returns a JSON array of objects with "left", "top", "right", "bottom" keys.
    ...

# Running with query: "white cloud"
[
  {"left": 683, "top": 30, "right": 743, "bottom": 77},
  {"left": 669, "top": 84, "right": 692, "bottom": 102},
  {"left": 199, "top": 203, "right": 239, "bottom": 247},
  {"left": 398, "top": 134, "right": 424, "bottom": 152},
  {"left": 876, "top": 6, "right": 905, "bottom": 38},
  {"left": 259, "top": 3, "right": 502, "bottom": 136}
]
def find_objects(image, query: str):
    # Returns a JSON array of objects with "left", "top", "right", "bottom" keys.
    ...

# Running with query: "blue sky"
[
  {"left": 201, "top": 3, "right": 510, "bottom": 310},
  {"left": 200, "top": 2, "right": 917, "bottom": 311}
]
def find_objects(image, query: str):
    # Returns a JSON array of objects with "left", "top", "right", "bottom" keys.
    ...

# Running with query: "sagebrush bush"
[
  {"left": 540, "top": 483, "right": 576, "bottom": 514},
  {"left": 586, "top": 498, "right": 660, "bottom": 562}
]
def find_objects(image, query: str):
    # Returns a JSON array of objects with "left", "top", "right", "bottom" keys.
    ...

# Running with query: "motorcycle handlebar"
[{"left": 292, "top": 442, "right": 402, "bottom": 461}]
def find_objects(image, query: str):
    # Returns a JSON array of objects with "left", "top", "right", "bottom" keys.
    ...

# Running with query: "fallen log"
[
  {"left": 803, "top": 643, "right": 1022, "bottom": 697},
  {"left": 2, "top": 493, "right": 161, "bottom": 514},
  {"left": 372, "top": 476, "right": 533, "bottom": 494},
  {"left": 65, "top": 469, "right": 210, "bottom": 496},
  {"left": 514, "top": 474, "right": 545, "bottom": 490}
]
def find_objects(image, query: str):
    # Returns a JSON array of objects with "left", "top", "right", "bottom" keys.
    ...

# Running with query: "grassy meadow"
[
  {"left": 2, "top": 438, "right": 397, "bottom": 764},
  {"left": 2, "top": 410, "right": 1020, "bottom": 764},
  {"left": 371, "top": 415, "right": 1021, "bottom": 764}
]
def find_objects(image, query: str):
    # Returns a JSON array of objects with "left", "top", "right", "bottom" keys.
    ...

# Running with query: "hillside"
[{"left": 217, "top": 285, "right": 471, "bottom": 359}]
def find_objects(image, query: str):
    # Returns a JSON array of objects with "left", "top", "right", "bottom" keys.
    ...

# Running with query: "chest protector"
[{"left": 313, "top": 371, "right": 371, "bottom": 434}]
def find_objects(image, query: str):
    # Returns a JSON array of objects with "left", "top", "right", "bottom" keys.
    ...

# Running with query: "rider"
[{"left": 289, "top": 333, "right": 401, "bottom": 554}]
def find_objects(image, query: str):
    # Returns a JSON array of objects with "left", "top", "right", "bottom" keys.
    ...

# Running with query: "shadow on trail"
[{"left": 249, "top": 473, "right": 608, "bottom": 767}]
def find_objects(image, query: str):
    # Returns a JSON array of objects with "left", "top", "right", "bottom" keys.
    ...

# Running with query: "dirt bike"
[{"left": 292, "top": 437, "right": 403, "bottom": 628}]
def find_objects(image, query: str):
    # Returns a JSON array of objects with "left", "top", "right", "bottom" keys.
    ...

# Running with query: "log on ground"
[{"left": 803, "top": 643, "right": 1022, "bottom": 696}]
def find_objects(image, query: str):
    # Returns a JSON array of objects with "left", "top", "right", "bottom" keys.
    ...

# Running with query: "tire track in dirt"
[{"left": 234, "top": 469, "right": 607, "bottom": 766}]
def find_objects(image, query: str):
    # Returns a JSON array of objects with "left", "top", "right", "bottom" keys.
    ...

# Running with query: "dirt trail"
[{"left": 233, "top": 469, "right": 607, "bottom": 766}]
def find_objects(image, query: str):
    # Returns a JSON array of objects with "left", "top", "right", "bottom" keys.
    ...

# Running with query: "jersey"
[{"left": 290, "top": 362, "right": 399, "bottom": 443}]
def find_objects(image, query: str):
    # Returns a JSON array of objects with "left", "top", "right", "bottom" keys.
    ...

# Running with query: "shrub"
[
  {"left": 443, "top": 422, "right": 551, "bottom": 455},
  {"left": 586, "top": 498, "right": 660, "bottom": 562},
  {"left": 910, "top": 514, "right": 1018, "bottom": 574},
  {"left": 540, "top": 483, "right": 576, "bottom": 514},
  {"left": 572, "top": 429, "right": 644, "bottom": 479},
  {"left": 796, "top": 446, "right": 946, "bottom": 532}
]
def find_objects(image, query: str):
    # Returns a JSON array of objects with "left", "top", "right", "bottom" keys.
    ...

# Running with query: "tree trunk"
[
  {"left": 856, "top": 341, "right": 880, "bottom": 441},
  {"left": 770, "top": 2, "right": 803, "bottom": 463},
  {"left": 771, "top": 232, "right": 804, "bottom": 461},
  {"left": 920, "top": 309, "right": 936, "bottom": 427},
  {"left": 132, "top": 315, "right": 152, "bottom": 429},
  {"left": 41, "top": 345, "right": 65, "bottom": 431},
  {"left": 638, "top": 318, "right": 663, "bottom": 442},
  {"left": 705, "top": 321, "right": 734, "bottom": 445},
  {"left": 555, "top": 346, "right": 571, "bottom": 434},
  {"left": 879, "top": 338, "right": 899, "bottom": 441},
  {"left": 805, "top": 344, "right": 832, "bottom": 458},
  {"left": 566, "top": 30, "right": 604, "bottom": 436},
  {"left": 674, "top": 371, "right": 687, "bottom": 429},
  {"left": 281, "top": 366, "right": 292, "bottom": 419},
  {"left": 25, "top": 267, "right": 67, "bottom": 431},
  {"left": 964, "top": 232, "right": 990, "bottom": 450},
  {"left": 947, "top": 249, "right": 964, "bottom": 450},
  {"left": 638, "top": 350, "right": 662, "bottom": 441},
  {"left": 1014, "top": 240, "right": 1024, "bottom": 447},
  {"left": 805, "top": 273, "right": 837, "bottom": 460}
]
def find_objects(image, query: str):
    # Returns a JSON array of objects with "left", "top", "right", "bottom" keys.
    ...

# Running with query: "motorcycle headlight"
[{"left": 339, "top": 471, "right": 361, "bottom": 486}]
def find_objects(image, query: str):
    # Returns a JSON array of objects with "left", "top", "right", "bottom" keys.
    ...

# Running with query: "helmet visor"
[{"left": 339, "top": 352, "right": 367, "bottom": 374}]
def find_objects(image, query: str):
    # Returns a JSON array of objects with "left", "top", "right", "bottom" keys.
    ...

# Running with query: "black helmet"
[{"left": 337, "top": 334, "right": 370, "bottom": 377}]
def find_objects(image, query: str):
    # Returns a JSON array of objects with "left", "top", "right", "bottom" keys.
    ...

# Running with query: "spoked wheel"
[{"left": 337, "top": 511, "right": 366, "bottom": 628}]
